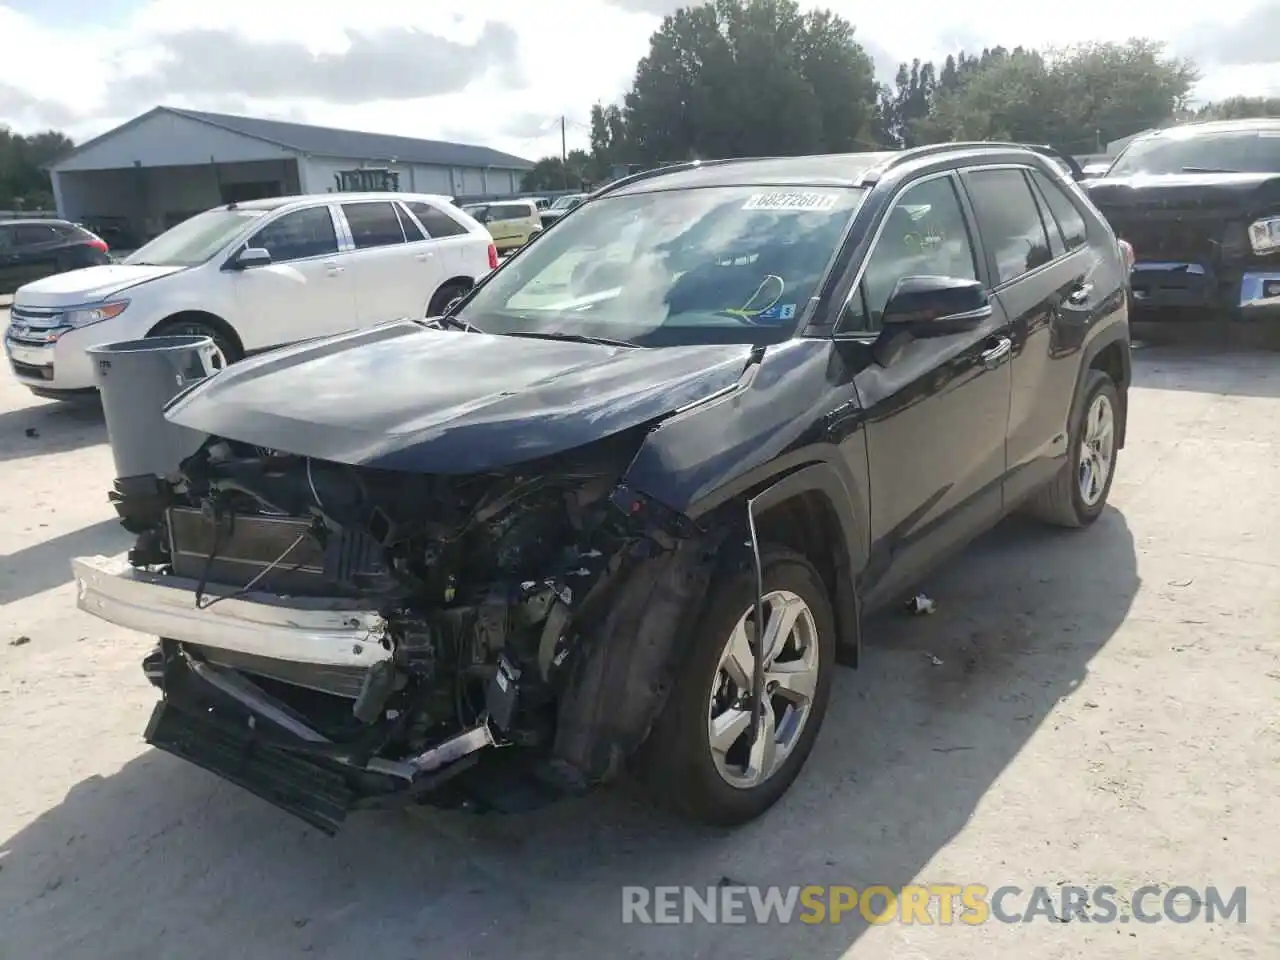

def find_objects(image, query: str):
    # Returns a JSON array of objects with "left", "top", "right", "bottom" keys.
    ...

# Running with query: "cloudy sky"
[{"left": 2, "top": 0, "right": 1278, "bottom": 162}]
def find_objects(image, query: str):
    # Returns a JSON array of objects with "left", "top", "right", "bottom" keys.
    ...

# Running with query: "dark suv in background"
[
  {"left": 0, "top": 218, "right": 111, "bottom": 295},
  {"left": 77, "top": 142, "right": 1130, "bottom": 833},
  {"left": 1084, "top": 118, "right": 1280, "bottom": 325}
]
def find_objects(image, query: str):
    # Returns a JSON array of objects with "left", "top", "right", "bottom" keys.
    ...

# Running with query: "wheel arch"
[
  {"left": 550, "top": 461, "right": 867, "bottom": 788},
  {"left": 1073, "top": 326, "right": 1131, "bottom": 448},
  {"left": 426, "top": 275, "right": 474, "bottom": 312},
  {"left": 744, "top": 464, "right": 865, "bottom": 668},
  {"left": 148, "top": 310, "right": 245, "bottom": 360}
]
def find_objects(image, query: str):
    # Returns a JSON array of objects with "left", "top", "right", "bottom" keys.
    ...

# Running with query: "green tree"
[
  {"left": 918, "top": 40, "right": 1196, "bottom": 152},
  {"left": 880, "top": 58, "right": 937, "bottom": 148},
  {"left": 520, "top": 150, "right": 594, "bottom": 192},
  {"left": 619, "top": 0, "right": 879, "bottom": 164},
  {"left": 1048, "top": 40, "right": 1198, "bottom": 151},
  {"left": 1194, "top": 96, "right": 1280, "bottom": 121},
  {"left": 588, "top": 103, "right": 630, "bottom": 178},
  {"left": 0, "top": 127, "right": 74, "bottom": 209}
]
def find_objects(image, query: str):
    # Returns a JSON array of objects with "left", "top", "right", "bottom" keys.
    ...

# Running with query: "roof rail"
[
  {"left": 589, "top": 155, "right": 776, "bottom": 200},
  {"left": 860, "top": 141, "right": 1086, "bottom": 183},
  {"left": 589, "top": 162, "right": 699, "bottom": 199}
]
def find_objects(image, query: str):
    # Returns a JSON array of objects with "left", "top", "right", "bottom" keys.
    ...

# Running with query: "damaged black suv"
[{"left": 73, "top": 143, "right": 1131, "bottom": 834}]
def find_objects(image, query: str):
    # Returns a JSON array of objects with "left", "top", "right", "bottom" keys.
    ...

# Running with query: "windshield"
[
  {"left": 550, "top": 195, "right": 583, "bottom": 211},
  {"left": 123, "top": 208, "right": 269, "bottom": 267},
  {"left": 1108, "top": 130, "right": 1280, "bottom": 176},
  {"left": 463, "top": 204, "right": 490, "bottom": 218},
  {"left": 454, "top": 185, "right": 866, "bottom": 346}
]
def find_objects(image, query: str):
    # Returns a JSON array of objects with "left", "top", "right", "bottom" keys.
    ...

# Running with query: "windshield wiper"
[
  {"left": 426, "top": 314, "right": 479, "bottom": 333},
  {"left": 501, "top": 330, "right": 637, "bottom": 348},
  {"left": 1181, "top": 165, "right": 1238, "bottom": 173}
]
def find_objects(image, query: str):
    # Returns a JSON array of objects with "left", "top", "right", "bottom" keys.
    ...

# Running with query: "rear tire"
[
  {"left": 1025, "top": 369, "right": 1119, "bottom": 528},
  {"left": 149, "top": 318, "right": 241, "bottom": 373},
  {"left": 428, "top": 280, "right": 471, "bottom": 318},
  {"left": 634, "top": 546, "right": 836, "bottom": 826}
]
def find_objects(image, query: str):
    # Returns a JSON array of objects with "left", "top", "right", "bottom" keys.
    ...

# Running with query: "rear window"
[
  {"left": 490, "top": 203, "right": 531, "bottom": 220},
  {"left": 1109, "top": 129, "right": 1280, "bottom": 176},
  {"left": 407, "top": 200, "right": 469, "bottom": 238}
]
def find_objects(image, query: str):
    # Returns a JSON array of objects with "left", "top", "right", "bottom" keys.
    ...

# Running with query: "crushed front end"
[
  {"left": 74, "top": 431, "right": 720, "bottom": 833},
  {"left": 1085, "top": 174, "right": 1280, "bottom": 323}
]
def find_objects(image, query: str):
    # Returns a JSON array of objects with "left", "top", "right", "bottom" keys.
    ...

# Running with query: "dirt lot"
[{"left": 1, "top": 316, "right": 1277, "bottom": 959}]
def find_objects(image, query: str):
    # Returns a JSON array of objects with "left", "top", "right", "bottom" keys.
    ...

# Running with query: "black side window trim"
[
  {"left": 1026, "top": 173, "right": 1067, "bottom": 254},
  {"left": 393, "top": 201, "right": 426, "bottom": 242}
]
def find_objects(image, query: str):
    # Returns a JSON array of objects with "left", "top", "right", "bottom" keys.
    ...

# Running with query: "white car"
[{"left": 3, "top": 192, "right": 498, "bottom": 398}]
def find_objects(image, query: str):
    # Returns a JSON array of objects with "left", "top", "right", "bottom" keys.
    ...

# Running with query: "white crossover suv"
[{"left": 3, "top": 192, "right": 498, "bottom": 398}]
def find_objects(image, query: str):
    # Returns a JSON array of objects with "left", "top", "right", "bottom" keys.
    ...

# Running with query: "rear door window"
[
  {"left": 12, "top": 224, "right": 60, "bottom": 247},
  {"left": 1029, "top": 170, "right": 1088, "bottom": 251},
  {"left": 964, "top": 168, "right": 1054, "bottom": 285},
  {"left": 341, "top": 201, "right": 407, "bottom": 249},
  {"left": 406, "top": 201, "right": 469, "bottom": 238},
  {"left": 248, "top": 206, "right": 339, "bottom": 261}
]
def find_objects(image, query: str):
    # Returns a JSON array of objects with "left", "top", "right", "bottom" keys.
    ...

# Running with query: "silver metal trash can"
[{"left": 87, "top": 335, "right": 220, "bottom": 482}]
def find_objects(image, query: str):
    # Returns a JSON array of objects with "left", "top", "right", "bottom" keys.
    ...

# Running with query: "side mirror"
[
  {"left": 881, "top": 276, "right": 991, "bottom": 337},
  {"left": 233, "top": 246, "right": 272, "bottom": 270}
]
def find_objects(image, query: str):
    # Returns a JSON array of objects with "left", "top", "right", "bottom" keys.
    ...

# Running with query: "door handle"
[
  {"left": 1067, "top": 282, "right": 1093, "bottom": 305},
  {"left": 415, "top": 252, "right": 431, "bottom": 262},
  {"left": 324, "top": 261, "right": 344, "bottom": 276},
  {"left": 980, "top": 336, "right": 1012, "bottom": 369}
]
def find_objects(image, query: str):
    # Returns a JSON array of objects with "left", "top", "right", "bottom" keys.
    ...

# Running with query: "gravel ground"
[{"left": 1, "top": 320, "right": 1277, "bottom": 959}]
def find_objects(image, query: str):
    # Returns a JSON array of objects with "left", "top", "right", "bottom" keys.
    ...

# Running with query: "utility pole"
[{"left": 560, "top": 115, "right": 568, "bottom": 189}]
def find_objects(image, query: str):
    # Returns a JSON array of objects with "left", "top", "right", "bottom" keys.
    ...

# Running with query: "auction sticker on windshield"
[{"left": 742, "top": 192, "right": 840, "bottom": 212}]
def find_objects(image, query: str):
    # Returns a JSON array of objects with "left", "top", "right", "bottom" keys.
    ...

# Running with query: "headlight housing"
[
  {"left": 1247, "top": 216, "right": 1280, "bottom": 255},
  {"left": 62, "top": 300, "right": 129, "bottom": 328}
]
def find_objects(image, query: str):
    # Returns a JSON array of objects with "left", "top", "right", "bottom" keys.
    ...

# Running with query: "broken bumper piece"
[
  {"left": 146, "top": 650, "right": 496, "bottom": 834},
  {"left": 71, "top": 554, "right": 505, "bottom": 831},
  {"left": 70, "top": 554, "right": 391, "bottom": 671}
]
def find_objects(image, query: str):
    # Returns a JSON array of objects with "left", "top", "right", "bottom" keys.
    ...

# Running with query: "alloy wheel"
[
  {"left": 707, "top": 589, "right": 821, "bottom": 789},
  {"left": 1078, "top": 392, "right": 1115, "bottom": 507}
]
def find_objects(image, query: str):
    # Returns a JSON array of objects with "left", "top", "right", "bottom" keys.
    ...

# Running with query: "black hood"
[
  {"left": 1085, "top": 171, "right": 1280, "bottom": 217},
  {"left": 164, "top": 321, "right": 753, "bottom": 474}
]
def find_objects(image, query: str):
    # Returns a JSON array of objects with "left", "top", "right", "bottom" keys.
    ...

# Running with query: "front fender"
[
  {"left": 622, "top": 339, "right": 867, "bottom": 516},
  {"left": 549, "top": 530, "right": 729, "bottom": 788},
  {"left": 748, "top": 463, "right": 865, "bottom": 665}
]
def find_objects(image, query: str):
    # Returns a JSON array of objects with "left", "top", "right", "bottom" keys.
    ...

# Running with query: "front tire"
[
  {"left": 149, "top": 318, "right": 241, "bottom": 373},
  {"left": 1026, "top": 369, "right": 1120, "bottom": 528},
  {"left": 635, "top": 546, "right": 836, "bottom": 825}
]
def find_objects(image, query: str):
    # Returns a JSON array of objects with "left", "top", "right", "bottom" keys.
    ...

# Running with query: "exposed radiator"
[{"left": 166, "top": 506, "right": 384, "bottom": 596}]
